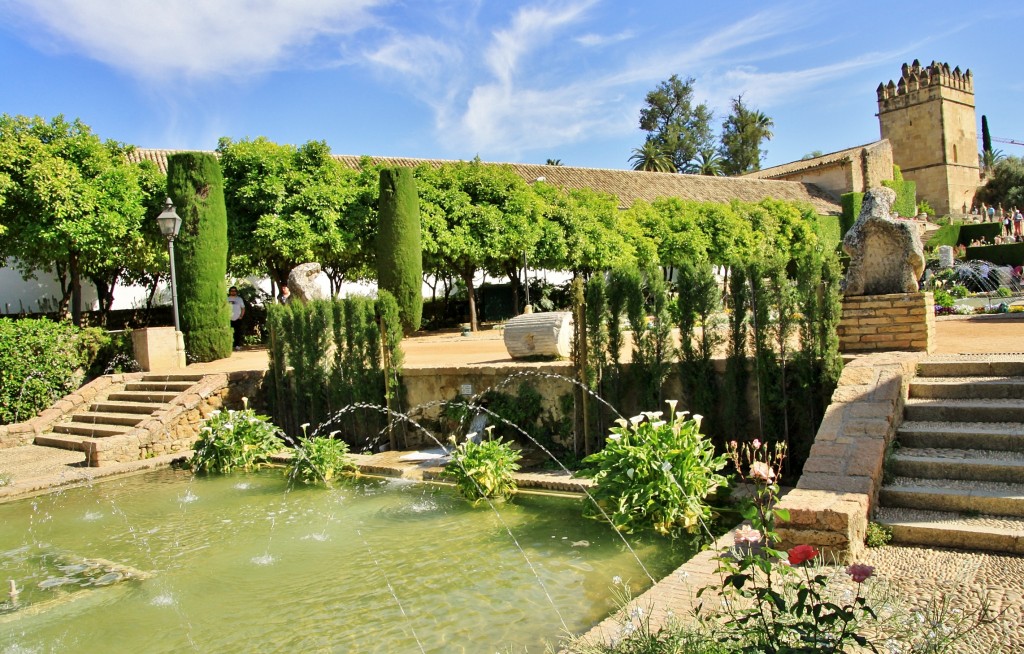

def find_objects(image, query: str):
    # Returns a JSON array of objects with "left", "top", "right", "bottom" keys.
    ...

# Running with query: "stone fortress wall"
[{"left": 877, "top": 60, "right": 980, "bottom": 217}]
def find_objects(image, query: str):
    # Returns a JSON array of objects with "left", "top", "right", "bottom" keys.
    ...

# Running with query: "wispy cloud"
[
  {"left": 574, "top": 30, "right": 634, "bottom": 47},
  {"left": 484, "top": 1, "right": 596, "bottom": 85},
  {"left": 2, "top": 0, "right": 385, "bottom": 80}
]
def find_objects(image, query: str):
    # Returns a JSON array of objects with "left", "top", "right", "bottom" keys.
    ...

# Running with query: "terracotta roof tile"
[{"left": 129, "top": 148, "right": 841, "bottom": 215}]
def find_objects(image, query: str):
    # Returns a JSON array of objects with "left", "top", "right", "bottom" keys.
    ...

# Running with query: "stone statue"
[
  {"left": 287, "top": 263, "right": 328, "bottom": 303},
  {"left": 842, "top": 187, "right": 925, "bottom": 296}
]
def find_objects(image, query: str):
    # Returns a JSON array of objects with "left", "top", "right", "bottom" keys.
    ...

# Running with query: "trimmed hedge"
[
  {"left": 881, "top": 166, "right": 917, "bottom": 217},
  {"left": 167, "top": 152, "right": 232, "bottom": 362},
  {"left": 964, "top": 243, "right": 1024, "bottom": 267},
  {"left": 959, "top": 222, "right": 1002, "bottom": 245},
  {"left": 840, "top": 192, "right": 863, "bottom": 236},
  {"left": 376, "top": 167, "right": 423, "bottom": 334}
]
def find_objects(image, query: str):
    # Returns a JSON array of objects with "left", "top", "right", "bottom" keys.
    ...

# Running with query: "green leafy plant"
[
  {"left": 0, "top": 318, "right": 87, "bottom": 425},
  {"left": 947, "top": 284, "right": 969, "bottom": 299},
  {"left": 865, "top": 522, "right": 893, "bottom": 548},
  {"left": 996, "top": 285, "right": 1013, "bottom": 298},
  {"left": 189, "top": 402, "right": 284, "bottom": 473},
  {"left": 443, "top": 429, "right": 522, "bottom": 502},
  {"left": 579, "top": 401, "right": 729, "bottom": 537},
  {"left": 700, "top": 440, "right": 878, "bottom": 653},
  {"left": 932, "top": 288, "right": 955, "bottom": 308},
  {"left": 288, "top": 429, "right": 357, "bottom": 485}
]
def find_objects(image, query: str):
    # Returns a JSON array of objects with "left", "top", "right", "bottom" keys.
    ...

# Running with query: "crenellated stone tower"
[{"left": 877, "top": 60, "right": 979, "bottom": 217}]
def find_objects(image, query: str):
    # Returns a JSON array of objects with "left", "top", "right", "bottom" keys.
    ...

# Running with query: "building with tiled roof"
[
  {"left": 128, "top": 148, "right": 842, "bottom": 216},
  {"left": 743, "top": 141, "right": 894, "bottom": 200}
]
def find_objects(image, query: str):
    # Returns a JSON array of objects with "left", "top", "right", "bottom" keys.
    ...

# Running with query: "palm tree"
[
  {"left": 686, "top": 147, "right": 723, "bottom": 176},
  {"left": 629, "top": 141, "right": 676, "bottom": 173},
  {"left": 545, "top": 158, "right": 563, "bottom": 166},
  {"left": 980, "top": 148, "right": 1006, "bottom": 177},
  {"left": 754, "top": 110, "right": 774, "bottom": 141}
]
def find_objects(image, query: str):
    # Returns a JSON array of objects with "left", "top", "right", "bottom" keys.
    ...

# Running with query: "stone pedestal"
[
  {"left": 132, "top": 327, "right": 186, "bottom": 371},
  {"left": 837, "top": 292, "right": 935, "bottom": 353}
]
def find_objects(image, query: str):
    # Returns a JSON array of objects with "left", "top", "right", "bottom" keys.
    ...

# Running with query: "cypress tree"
[
  {"left": 376, "top": 167, "right": 423, "bottom": 334},
  {"left": 982, "top": 115, "right": 992, "bottom": 155},
  {"left": 166, "top": 152, "right": 232, "bottom": 362}
]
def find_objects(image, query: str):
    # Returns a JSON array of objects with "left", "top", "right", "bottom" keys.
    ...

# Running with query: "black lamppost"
[{"left": 156, "top": 198, "right": 182, "bottom": 331}]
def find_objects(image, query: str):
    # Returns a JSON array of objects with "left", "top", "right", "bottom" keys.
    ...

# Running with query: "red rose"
[
  {"left": 846, "top": 563, "right": 874, "bottom": 583},
  {"left": 787, "top": 544, "right": 818, "bottom": 565}
]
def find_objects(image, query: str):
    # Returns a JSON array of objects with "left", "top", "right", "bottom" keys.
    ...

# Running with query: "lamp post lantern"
[{"left": 156, "top": 198, "right": 182, "bottom": 332}]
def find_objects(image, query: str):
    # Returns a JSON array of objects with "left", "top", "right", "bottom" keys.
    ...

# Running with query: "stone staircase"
[
  {"left": 35, "top": 374, "right": 206, "bottom": 454},
  {"left": 875, "top": 357, "right": 1024, "bottom": 554}
]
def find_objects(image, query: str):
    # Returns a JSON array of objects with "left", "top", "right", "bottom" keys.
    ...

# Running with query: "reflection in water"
[{"left": 0, "top": 468, "right": 690, "bottom": 653}]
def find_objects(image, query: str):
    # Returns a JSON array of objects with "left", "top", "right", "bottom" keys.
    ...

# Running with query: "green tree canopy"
[
  {"left": 416, "top": 159, "right": 538, "bottom": 331},
  {"left": 217, "top": 137, "right": 365, "bottom": 291},
  {"left": 719, "top": 95, "right": 774, "bottom": 176},
  {"left": 976, "top": 156, "right": 1024, "bottom": 209},
  {"left": 638, "top": 75, "right": 714, "bottom": 172},
  {"left": 0, "top": 114, "right": 160, "bottom": 324},
  {"left": 533, "top": 183, "right": 652, "bottom": 276}
]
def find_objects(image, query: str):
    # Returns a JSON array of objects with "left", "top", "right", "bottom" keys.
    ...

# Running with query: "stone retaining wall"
[
  {"left": 838, "top": 292, "right": 935, "bottom": 353},
  {"left": 0, "top": 374, "right": 124, "bottom": 449},
  {"left": 83, "top": 371, "right": 265, "bottom": 466},
  {"left": 776, "top": 351, "right": 924, "bottom": 561}
]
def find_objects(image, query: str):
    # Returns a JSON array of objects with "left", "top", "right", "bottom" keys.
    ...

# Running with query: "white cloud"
[
  {"left": 574, "top": 30, "right": 634, "bottom": 47},
  {"left": 3, "top": 0, "right": 385, "bottom": 80},
  {"left": 485, "top": 1, "right": 595, "bottom": 85},
  {"left": 365, "top": 34, "right": 461, "bottom": 79}
]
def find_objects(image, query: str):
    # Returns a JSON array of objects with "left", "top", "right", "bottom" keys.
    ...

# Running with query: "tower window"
[{"left": 953, "top": 144, "right": 958, "bottom": 163}]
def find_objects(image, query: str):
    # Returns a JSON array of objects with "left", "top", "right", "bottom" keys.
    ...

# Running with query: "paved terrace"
[{"left": 1, "top": 314, "right": 1023, "bottom": 651}]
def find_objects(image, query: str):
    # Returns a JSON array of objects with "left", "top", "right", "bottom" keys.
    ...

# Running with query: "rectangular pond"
[{"left": 0, "top": 469, "right": 689, "bottom": 652}]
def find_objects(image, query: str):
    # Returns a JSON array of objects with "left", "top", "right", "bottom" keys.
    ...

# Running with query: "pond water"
[{"left": 0, "top": 469, "right": 688, "bottom": 653}]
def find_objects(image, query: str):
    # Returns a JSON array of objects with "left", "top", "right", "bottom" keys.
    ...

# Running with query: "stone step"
[
  {"left": 141, "top": 374, "right": 205, "bottom": 382},
  {"left": 67, "top": 411, "right": 148, "bottom": 427},
  {"left": 34, "top": 432, "right": 91, "bottom": 452},
  {"left": 903, "top": 398, "right": 1024, "bottom": 423},
  {"left": 880, "top": 477, "right": 1024, "bottom": 517},
  {"left": 909, "top": 377, "right": 1024, "bottom": 400},
  {"left": 90, "top": 401, "right": 164, "bottom": 415},
  {"left": 53, "top": 422, "right": 132, "bottom": 438},
  {"left": 917, "top": 357, "right": 1024, "bottom": 378},
  {"left": 107, "top": 390, "right": 180, "bottom": 404},
  {"left": 897, "top": 421, "right": 1024, "bottom": 451},
  {"left": 124, "top": 381, "right": 194, "bottom": 393},
  {"left": 874, "top": 506, "right": 1024, "bottom": 554},
  {"left": 890, "top": 448, "right": 1024, "bottom": 483}
]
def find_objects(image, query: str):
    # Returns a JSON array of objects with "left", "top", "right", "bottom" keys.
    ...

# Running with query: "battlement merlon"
[{"left": 876, "top": 59, "right": 973, "bottom": 104}]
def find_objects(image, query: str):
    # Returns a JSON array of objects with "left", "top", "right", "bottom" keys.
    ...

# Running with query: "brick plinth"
[{"left": 838, "top": 292, "right": 934, "bottom": 353}]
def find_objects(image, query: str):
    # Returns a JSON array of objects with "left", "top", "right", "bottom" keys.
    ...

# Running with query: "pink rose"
[
  {"left": 846, "top": 563, "right": 874, "bottom": 583},
  {"left": 749, "top": 461, "right": 775, "bottom": 482},
  {"left": 787, "top": 544, "right": 818, "bottom": 566},
  {"left": 733, "top": 525, "right": 761, "bottom": 546}
]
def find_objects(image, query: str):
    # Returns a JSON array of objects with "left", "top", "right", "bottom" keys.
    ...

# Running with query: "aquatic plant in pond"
[
  {"left": 188, "top": 403, "right": 284, "bottom": 473},
  {"left": 579, "top": 402, "right": 729, "bottom": 538},
  {"left": 286, "top": 429, "right": 357, "bottom": 485},
  {"left": 443, "top": 428, "right": 522, "bottom": 502}
]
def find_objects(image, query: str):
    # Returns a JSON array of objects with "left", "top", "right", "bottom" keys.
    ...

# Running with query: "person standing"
[
  {"left": 278, "top": 285, "right": 291, "bottom": 305},
  {"left": 227, "top": 286, "right": 246, "bottom": 351}
]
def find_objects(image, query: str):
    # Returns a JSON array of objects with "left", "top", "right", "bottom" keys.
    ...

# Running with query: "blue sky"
[{"left": 2, "top": 0, "right": 1022, "bottom": 170}]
